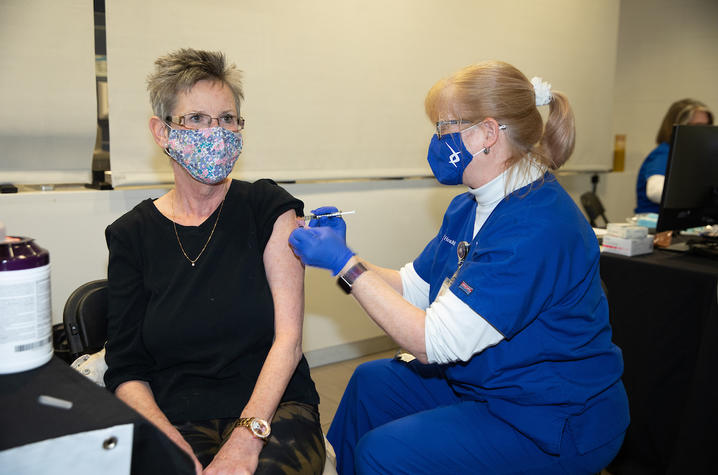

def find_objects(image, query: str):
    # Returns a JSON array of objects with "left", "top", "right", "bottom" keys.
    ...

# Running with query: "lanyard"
[{"left": 446, "top": 240, "right": 470, "bottom": 287}]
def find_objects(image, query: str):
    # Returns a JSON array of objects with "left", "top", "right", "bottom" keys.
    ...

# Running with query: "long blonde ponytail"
[{"left": 538, "top": 91, "right": 575, "bottom": 169}]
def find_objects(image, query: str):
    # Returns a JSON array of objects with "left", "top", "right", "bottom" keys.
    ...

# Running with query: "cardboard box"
[
  {"left": 606, "top": 223, "right": 648, "bottom": 239},
  {"left": 602, "top": 235, "right": 653, "bottom": 256}
]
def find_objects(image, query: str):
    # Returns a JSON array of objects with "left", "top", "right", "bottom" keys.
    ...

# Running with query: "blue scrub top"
[
  {"left": 413, "top": 174, "right": 629, "bottom": 455},
  {"left": 635, "top": 142, "right": 670, "bottom": 214}
]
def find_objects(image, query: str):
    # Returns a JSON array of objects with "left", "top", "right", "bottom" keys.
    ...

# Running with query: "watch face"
[
  {"left": 338, "top": 275, "right": 352, "bottom": 294},
  {"left": 250, "top": 418, "right": 271, "bottom": 438}
]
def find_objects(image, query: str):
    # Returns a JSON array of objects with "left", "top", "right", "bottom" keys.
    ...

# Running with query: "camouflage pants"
[{"left": 175, "top": 401, "right": 326, "bottom": 474}]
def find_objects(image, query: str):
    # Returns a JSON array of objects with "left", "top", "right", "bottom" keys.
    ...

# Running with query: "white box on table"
[
  {"left": 606, "top": 223, "right": 649, "bottom": 239},
  {"left": 602, "top": 235, "right": 653, "bottom": 256}
]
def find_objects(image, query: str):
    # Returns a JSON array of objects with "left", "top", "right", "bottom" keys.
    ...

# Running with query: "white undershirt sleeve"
[
  {"left": 399, "top": 263, "right": 430, "bottom": 309},
  {"left": 646, "top": 174, "right": 665, "bottom": 204},
  {"left": 425, "top": 290, "right": 504, "bottom": 364}
]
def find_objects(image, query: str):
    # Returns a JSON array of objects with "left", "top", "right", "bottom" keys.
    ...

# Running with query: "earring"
[{"left": 483, "top": 146, "right": 490, "bottom": 155}]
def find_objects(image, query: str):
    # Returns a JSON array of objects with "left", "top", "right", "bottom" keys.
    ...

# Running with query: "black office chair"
[
  {"left": 580, "top": 191, "right": 609, "bottom": 228},
  {"left": 63, "top": 279, "right": 108, "bottom": 360}
]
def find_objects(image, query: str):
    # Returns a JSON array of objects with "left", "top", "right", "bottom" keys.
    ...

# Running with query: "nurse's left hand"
[
  {"left": 308, "top": 206, "right": 347, "bottom": 242},
  {"left": 289, "top": 227, "right": 354, "bottom": 276}
]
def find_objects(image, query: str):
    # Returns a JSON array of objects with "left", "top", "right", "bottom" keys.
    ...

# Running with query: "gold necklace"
[{"left": 171, "top": 192, "right": 224, "bottom": 267}]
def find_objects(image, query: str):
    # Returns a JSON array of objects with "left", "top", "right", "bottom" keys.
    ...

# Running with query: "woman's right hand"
[
  {"left": 114, "top": 381, "right": 203, "bottom": 474},
  {"left": 308, "top": 206, "right": 347, "bottom": 242},
  {"left": 168, "top": 431, "right": 204, "bottom": 475}
]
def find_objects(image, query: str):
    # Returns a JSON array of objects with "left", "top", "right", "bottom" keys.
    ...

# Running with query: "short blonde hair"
[
  {"left": 146, "top": 48, "right": 244, "bottom": 120},
  {"left": 425, "top": 60, "right": 575, "bottom": 171}
]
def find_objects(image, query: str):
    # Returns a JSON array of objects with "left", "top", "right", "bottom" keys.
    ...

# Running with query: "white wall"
[{"left": 598, "top": 0, "right": 718, "bottom": 223}]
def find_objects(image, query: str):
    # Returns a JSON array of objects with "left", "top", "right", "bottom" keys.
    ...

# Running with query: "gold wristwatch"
[{"left": 235, "top": 417, "right": 271, "bottom": 443}]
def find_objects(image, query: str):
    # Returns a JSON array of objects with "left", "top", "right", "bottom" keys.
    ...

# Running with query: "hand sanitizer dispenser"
[{"left": 0, "top": 221, "right": 53, "bottom": 373}]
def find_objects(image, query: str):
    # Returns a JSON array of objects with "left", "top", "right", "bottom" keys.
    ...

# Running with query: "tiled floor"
[{"left": 312, "top": 348, "right": 397, "bottom": 433}]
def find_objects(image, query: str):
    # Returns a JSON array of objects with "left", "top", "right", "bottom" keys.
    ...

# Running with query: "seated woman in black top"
[{"left": 104, "top": 48, "right": 324, "bottom": 474}]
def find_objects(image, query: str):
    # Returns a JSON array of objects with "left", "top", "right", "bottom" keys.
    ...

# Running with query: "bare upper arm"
[{"left": 263, "top": 209, "right": 304, "bottom": 340}]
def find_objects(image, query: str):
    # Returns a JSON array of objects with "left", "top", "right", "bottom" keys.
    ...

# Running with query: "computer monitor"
[{"left": 656, "top": 125, "right": 718, "bottom": 234}]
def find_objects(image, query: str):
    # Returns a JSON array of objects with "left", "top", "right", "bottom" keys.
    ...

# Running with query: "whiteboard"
[
  {"left": 106, "top": 0, "right": 620, "bottom": 187},
  {"left": 0, "top": 0, "right": 96, "bottom": 185}
]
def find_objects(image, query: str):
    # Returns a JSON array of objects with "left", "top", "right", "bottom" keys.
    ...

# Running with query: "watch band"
[
  {"left": 235, "top": 417, "right": 271, "bottom": 443},
  {"left": 337, "top": 262, "right": 367, "bottom": 294}
]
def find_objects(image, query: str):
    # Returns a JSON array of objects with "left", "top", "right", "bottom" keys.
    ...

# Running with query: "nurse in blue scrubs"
[
  {"left": 289, "top": 60, "right": 630, "bottom": 474},
  {"left": 634, "top": 98, "right": 713, "bottom": 213}
]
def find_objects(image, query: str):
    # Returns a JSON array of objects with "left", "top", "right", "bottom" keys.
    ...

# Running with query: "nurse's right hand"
[{"left": 308, "top": 206, "right": 347, "bottom": 242}]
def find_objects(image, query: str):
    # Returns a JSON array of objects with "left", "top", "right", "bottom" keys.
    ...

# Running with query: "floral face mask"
[{"left": 165, "top": 126, "right": 243, "bottom": 184}]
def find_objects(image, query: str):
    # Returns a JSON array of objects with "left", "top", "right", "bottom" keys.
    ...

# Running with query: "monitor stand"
[
  {"left": 662, "top": 233, "right": 718, "bottom": 257},
  {"left": 663, "top": 240, "right": 691, "bottom": 253},
  {"left": 686, "top": 239, "right": 718, "bottom": 259},
  {"left": 660, "top": 232, "right": 691, "bottom": 253}
]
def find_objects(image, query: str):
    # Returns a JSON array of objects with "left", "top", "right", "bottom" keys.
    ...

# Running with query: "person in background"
[
  {"left": 289, "top": 60, "right": 629, "bottom": 474},
  {"left": 635, "top": 98, "right": 713, "bottom": 214},
  {"left": 104, "top": 48, "right": 325, "bottom": 474}
]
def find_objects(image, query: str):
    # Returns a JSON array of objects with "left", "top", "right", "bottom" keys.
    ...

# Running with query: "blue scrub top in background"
[
  {"left": 413, "top": 174, "right": 629, "bottom": 455},
  {"left": 635, "top": 142, "right": 670, "bottom": 214}
]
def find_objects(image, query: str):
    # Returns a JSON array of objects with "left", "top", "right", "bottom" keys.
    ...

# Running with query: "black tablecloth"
[
  {"left": 600, "top": 250, "right": 718, "bottom": 475},
  {"left": 0, "top": 356, "right": 194, "bottom": 475}
]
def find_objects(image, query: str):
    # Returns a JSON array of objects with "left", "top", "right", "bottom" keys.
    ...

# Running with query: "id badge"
[
  {"left": 437, "top": 240, "right": 470, "bottom": 298},
  {"left": 438, "top": 277, "right": 452, "bottom": 297}
]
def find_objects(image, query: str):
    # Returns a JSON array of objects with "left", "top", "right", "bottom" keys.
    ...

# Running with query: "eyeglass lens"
[
  {"left": 436, "top": 120, "right": 470, "bottom": 139},
  {"left": 176, "top": 113, "right": 244, "bottom": 131}
]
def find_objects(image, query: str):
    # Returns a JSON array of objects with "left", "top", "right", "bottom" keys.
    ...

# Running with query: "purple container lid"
[{"left": 0, "top": 237, "right": 50, "bottom": 271}]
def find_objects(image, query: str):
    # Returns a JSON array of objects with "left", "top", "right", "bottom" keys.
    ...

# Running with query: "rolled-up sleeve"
[
  {"left": 425, "top": 290, "right": 504, "bottom": 364},
  {"left": 399, "top": 262, "right": 430, "bottom": 309}
]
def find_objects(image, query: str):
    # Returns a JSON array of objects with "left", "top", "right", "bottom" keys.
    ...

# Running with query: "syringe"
[{"left": 302, "top": 210, "right": 356, "bottom": 221}]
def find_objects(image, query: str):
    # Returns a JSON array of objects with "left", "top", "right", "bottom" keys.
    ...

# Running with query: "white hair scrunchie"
[{"left": 531, "top": 77, "right": 552, "bottom": 106}]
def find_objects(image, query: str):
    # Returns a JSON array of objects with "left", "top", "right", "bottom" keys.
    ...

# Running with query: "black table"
[
  {"left": 0, "top": 356, "right": 194, "bottom": 475},
  {"left": 600, "top": 249, "right": 718, "bottom": 475}
]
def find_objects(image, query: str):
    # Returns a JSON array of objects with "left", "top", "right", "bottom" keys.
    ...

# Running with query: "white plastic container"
[{"left": 0, "top": 222, "right": 53, "bottom": 374}]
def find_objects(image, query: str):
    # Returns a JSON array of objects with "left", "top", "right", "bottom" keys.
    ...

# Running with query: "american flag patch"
[{"left": 458, "top": 281, "right": 473, "bottom": 295}]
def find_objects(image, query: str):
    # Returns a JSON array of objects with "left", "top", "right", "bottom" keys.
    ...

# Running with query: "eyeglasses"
[
  {"left": 435, "top": 119, "right": 508, "bottom": 139},
  {"left": 435, "top": 119, "right": 472, "bottom": 139},
  {"left": 165, "top": 113, "right": 245, "bottom": 132}
]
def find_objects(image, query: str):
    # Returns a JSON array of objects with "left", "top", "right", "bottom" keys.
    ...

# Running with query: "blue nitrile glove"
[
  {"left": 289, "top": 226, "right": 355, "bottom": 276},
  {"left": 307, "top": 206, "right": 347, "bottom": 242}
]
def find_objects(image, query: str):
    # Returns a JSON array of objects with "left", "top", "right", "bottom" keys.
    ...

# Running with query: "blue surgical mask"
[
  {"left": 426, "top": 132, "right": 481, "bottom": 185},
  {"left": 165, "top": 126, "right": 243, "bottom": 184}
]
